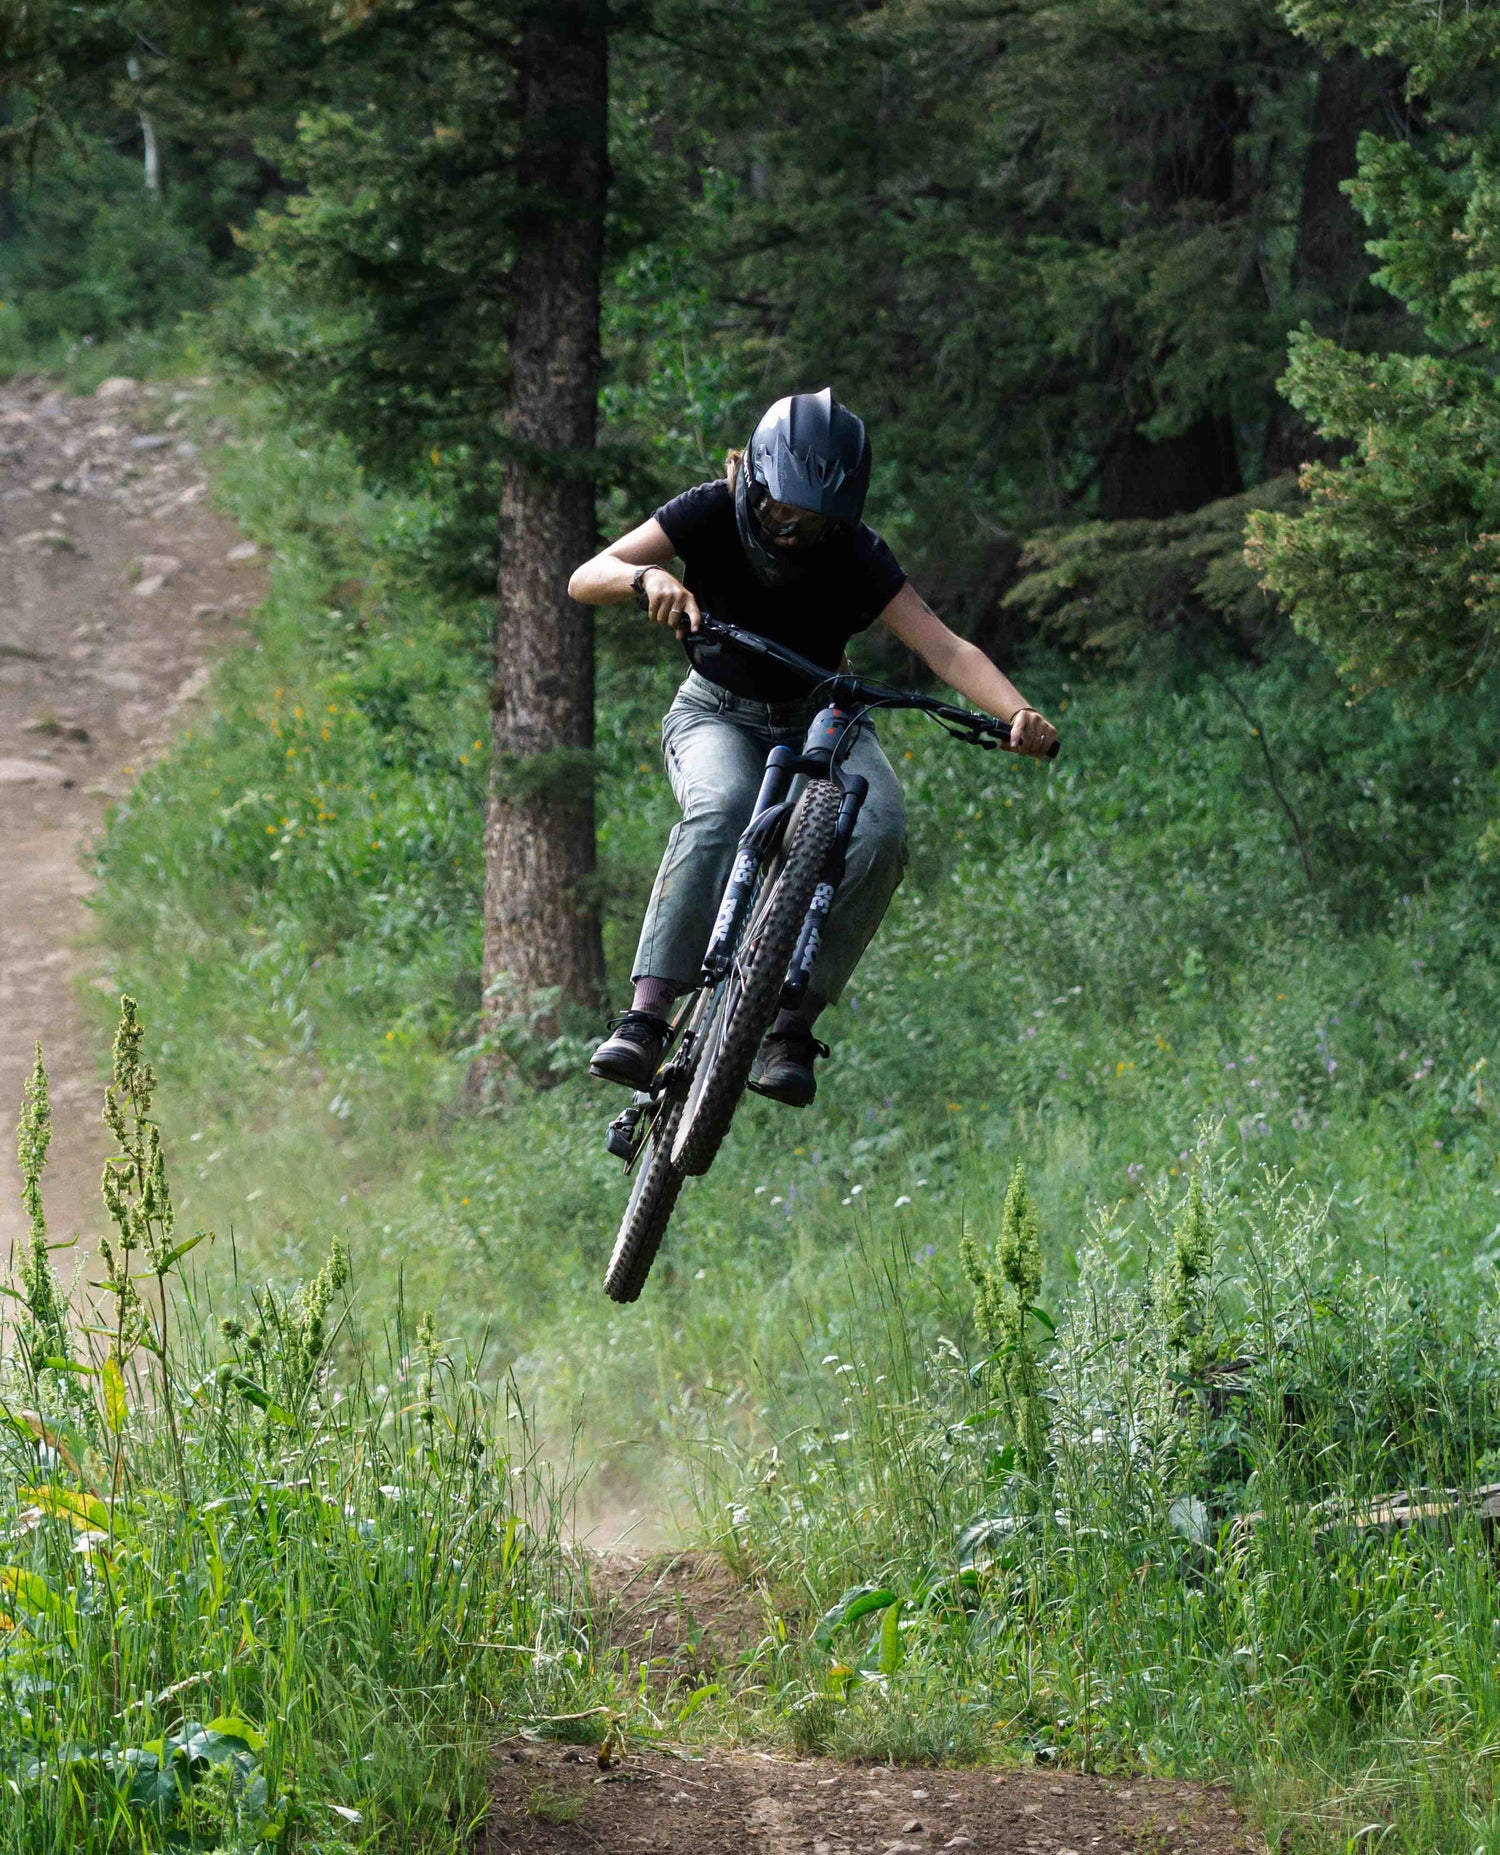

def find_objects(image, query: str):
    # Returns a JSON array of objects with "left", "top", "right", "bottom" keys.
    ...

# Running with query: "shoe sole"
[
  {"left": 590, "top": 1056, "right": 656, "bottom": 1088},
  {"left": 747, "top": 1075, "right": 816, "bottom": 1108}
]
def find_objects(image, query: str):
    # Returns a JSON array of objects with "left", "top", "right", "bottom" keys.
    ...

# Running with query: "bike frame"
[
  {"left": 604, "top": 616, "right": 1041, "bottom": 1166},
  {"left": 692, "top": 614, "right": 1026, "bottom": 1006}
]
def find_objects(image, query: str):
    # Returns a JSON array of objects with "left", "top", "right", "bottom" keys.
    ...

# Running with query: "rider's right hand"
[{"left": 641, "top": 568, "right": 701, "bottom": 636}]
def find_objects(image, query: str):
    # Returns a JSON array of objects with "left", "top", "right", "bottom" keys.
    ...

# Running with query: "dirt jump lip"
[
  {"left": 490, "top": 1734, "right": 1251, "bottom": 1855},
  {"left": 489, "top": 1548, "right": 1254, "bottom": 1855}
]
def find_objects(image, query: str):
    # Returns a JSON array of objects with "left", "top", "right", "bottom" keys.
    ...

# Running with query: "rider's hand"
[
  {"left": 1007, "top": 707, "right": 1058, "bottom": 758},
  {"left": 641, "top": 568, "right": 701, "bottom": 636}
]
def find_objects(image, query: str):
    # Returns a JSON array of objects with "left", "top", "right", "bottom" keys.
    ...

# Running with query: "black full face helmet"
[{"left": 734, "top": 387, "right": 872, "bottom": 587}]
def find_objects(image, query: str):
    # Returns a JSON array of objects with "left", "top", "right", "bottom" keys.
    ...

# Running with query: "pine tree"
[{"left": 1246, "top": 5, "right": 1500, "bottom": 695}]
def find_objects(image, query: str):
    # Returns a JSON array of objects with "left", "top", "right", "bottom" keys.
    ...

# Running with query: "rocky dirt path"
[
  {"left": 486, "top": 1553, "right": 1258, "bottom": 1855},
  {"left": 0, "top": 373, "right": 261, "bottom": 1258}
]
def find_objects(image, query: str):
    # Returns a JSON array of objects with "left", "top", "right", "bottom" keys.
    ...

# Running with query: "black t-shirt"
[{"left": 652, "top": 479, "right": 906, "bottom": 703}]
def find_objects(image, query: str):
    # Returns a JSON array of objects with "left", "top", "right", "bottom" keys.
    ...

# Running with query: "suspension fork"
[
  {"left": 780, "top": 774, "right": 867, "bottom": 1011},
  {"left": 700, "top": 744, "right": 800, "bottom": 983}
]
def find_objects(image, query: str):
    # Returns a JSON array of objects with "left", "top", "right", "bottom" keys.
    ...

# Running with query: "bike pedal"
[{"left": 604, "top": 1091, "right": 654, "bottom": 1163}]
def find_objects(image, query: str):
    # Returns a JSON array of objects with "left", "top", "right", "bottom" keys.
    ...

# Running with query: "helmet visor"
[{"left": 749, "top": 484, "right": 830, "bottom": 547}]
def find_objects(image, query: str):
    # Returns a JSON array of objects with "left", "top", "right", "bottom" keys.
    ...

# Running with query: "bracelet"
[
  {"left": 1009, "top": 706, "right": 1039, "bottom": 724},
  {"left": 632, "top": 565, "right": 654, "bottom": 611}
]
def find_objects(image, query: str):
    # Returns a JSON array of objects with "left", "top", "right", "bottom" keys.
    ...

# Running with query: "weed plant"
[{"left": 0, "top": 1003, "right": 589, "bottom": 1853}]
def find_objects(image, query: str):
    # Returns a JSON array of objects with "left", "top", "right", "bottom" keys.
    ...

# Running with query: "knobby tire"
[
  {"left": 672, "top": 779, "right": 842, "bottom": 1178},
  {"left": 603, "top": 1093, "right": 687, "bottom": 1304}
]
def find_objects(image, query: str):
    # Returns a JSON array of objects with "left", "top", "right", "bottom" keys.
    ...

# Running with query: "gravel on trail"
[
  {"left": 0, "top": 373, "right": 262, "bottom": 1255},
  {"left": 487, "top": 1736, "right": 1254, "bottom": 1855}
]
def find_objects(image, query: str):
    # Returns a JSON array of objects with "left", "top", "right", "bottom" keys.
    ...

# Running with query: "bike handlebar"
[{"left": 690, "top": 616, "right": 1061, "bottom": 760}]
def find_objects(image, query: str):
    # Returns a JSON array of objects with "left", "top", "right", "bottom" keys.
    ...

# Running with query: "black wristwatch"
[{"left": 632, "top": 565, "right": 654, "bottom": 610}]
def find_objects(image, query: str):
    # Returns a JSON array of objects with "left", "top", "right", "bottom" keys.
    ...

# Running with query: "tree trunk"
[
  {"left": 1261, "top": 51, "right": 1410, "bottom": 476},
  {"left": 1100, "top": 77, "right": 1246, "bottom": 521},
  {"left": 1099, "top": 410, "right": 1242, "bottom": 521},
  {"left": 480, "top": 2, "right": 608, "bottom": 1054}
]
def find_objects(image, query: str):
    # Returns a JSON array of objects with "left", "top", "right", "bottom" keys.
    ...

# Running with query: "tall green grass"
[
  {"left": 694, "top": 1149, "right": 1500, "bottom": 1850},
  {"left": 1, "top": 1003, "right": 592, "bottom": 1853},
  {"left": 88, "top": 379, "right": 1500, "bottom": 1503},
  {"left": 69, "top": 374, "right": 1500, "bottom": 1845}
]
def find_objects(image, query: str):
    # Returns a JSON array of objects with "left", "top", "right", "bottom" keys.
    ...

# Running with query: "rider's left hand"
[{"left": 1007, "top": 707, "right": 1057, "bottom": 758}]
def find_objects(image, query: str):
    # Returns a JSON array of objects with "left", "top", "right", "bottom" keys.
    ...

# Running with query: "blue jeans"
[{"left": 632, "top": 672, "right": 908, "bottom": 1002}]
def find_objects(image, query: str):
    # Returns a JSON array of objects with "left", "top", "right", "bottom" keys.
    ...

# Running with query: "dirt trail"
[
  {"left": 0, "top": 373, "right": 260, "bottom": 1258},
  {"left": 486, "top": 1553, "right": 1257, "bottom": 1855},
  {"left": 489, "top": 1744, "right": 1254, "bottom": 1855}
]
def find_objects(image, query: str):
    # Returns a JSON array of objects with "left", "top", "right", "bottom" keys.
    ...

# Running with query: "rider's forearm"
[
  {"left": 568, "top": 553, "right": 642, "bottom": 606},
  {"left": 929, "top": 637, "right": 1035, "bottom": 726}
]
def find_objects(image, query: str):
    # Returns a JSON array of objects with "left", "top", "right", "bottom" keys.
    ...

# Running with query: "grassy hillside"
[{"left": 81, "top": 382, "right": 1500, "bottom": 1849}]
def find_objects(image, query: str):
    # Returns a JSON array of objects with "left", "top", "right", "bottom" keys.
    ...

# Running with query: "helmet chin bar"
[
  {"left": 735, "top": 455, "right": 812, "bottom": 588},
  {"left": 733, "top": 388, "right": 872, "bottom": 587}
]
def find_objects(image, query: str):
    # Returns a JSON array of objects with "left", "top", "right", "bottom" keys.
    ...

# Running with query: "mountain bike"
[{"left": 601, "top": 616, "right": 1060, "bottom": 1303}]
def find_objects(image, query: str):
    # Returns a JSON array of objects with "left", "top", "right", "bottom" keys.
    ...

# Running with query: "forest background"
[{"left": 7, "top": 1, "right": 1500, "bottom": 1852}]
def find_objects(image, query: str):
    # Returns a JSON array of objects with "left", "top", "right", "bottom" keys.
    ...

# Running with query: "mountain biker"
[{"left": 568, "top": 388, "right": 1058, "bottom": 1107}]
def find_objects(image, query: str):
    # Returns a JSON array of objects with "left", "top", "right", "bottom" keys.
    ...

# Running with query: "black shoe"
[
  {"left": 589, "top": 1010, "right": 670, "bottom": 1088},
  {"left": 748, "top": 1026, "right": 830, "bottom": 1108}
]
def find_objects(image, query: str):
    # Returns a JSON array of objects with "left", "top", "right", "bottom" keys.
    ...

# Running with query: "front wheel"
[
  {"left": 603, "top": 1092, "right": 686, "bottom": 1304},
  {"left": 671, "top": 779, "right": 842, "bottom": 1177}
]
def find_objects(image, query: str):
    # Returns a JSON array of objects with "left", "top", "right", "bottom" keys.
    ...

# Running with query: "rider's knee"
[
  {"left": 677, "top": 795, "right": 751, "bottom": 847},
  {"left": 848, "top": 807, "right": 907, "bottom": 887}
]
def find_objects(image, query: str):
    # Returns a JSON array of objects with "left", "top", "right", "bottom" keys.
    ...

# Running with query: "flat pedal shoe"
[
  {"left": 748, "top": 1028, "right": 829, "bottom": 1108},
  {"left": 590, "top": 1011, "right": 670, "bottom": 1088}
]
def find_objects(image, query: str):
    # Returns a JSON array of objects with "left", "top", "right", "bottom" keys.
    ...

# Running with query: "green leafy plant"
[{"left": 961, "top": 1162, "right": 1051, "bottom": 1486}]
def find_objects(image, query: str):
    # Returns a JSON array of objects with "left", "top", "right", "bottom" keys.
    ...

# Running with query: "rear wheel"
[
  {"left": 603, "top": 1092, "right": 686, "bottom": 1304},
  {"left": 671, "top": 779, "right": 841, "bottom": 1177}
]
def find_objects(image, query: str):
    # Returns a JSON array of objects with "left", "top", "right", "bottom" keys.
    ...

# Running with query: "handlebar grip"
[{"left": 1046, "top": 738, "right": 1061, "bottom": 760}]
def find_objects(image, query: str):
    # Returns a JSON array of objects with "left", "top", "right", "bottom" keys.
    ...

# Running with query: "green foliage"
[
  {"left": 0, "top": 1008, "right": 586, "bottom": 1853},
  {"left": 1008, "top": 478, "right": 1299, "bottom": 666},
  {"left": 1158, "top": 1162, "right": 1217, "bottom": 1376},
  {"left": 1247, "top": 6, "right": 1500, "bottom": 694},
  {"left": 0, "top": 138, "right": 215, "bottom": 345},
  {"left": 704, "top": 1151, "right": 1500, "bottom": 1842},
  {"left": 222, "top": 44, "right": 516, "bottom": 496},
  {"left": 14, "top": 1045, "right": 70, "bottom": 1384},
  {"left": 77, "top": 378, "right": 1500, "bottom": 1845},
  {"left": 961, "top": 1164, "right": 1049, "bottom": 1483},
  {"left": 626, "top": 0, "right": 1411, "bottom": 598}
]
